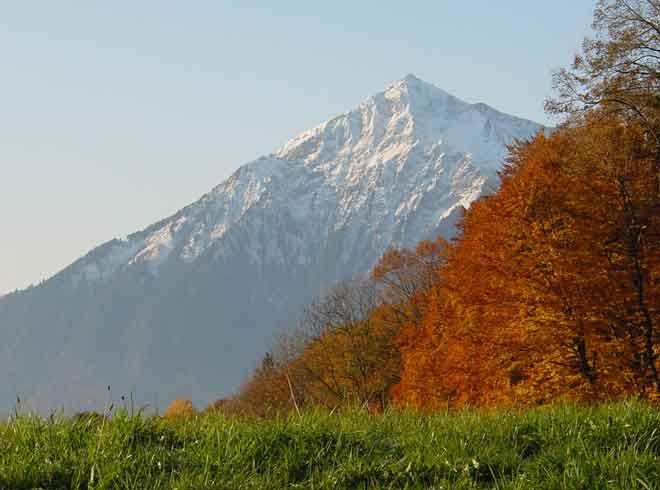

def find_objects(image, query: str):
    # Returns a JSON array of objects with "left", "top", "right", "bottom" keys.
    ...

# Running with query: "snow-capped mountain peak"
[{"left": 63, "top": 75, "right": 541, "bottom": 285}]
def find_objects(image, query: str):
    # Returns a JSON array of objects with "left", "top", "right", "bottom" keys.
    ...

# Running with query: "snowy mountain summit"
[
  {"left": 75, "top": 74, "right": 540, "bottom": 285},
  {"left": 0, "top": 75, "right": 542, "bottom": 413}
]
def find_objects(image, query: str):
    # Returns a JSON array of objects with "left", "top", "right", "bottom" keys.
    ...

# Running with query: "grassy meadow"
[{"left": 1, "top": 401, "right": 660, "bottom": 489}]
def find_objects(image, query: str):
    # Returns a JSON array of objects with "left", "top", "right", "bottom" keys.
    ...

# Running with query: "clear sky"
[{"left": 0, "top": 1, "right": 596, "bottom": 295}]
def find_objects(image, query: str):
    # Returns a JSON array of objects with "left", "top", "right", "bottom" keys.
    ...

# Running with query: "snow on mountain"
[
  {"left": 68, "top": 74, "right": 541, "bottom": 287},
  {"left": 0, "top": 75, "right": 543, "bottom": 413}
]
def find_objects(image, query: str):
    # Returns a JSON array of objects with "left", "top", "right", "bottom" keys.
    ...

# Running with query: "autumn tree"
[
  {"left": 544, "top": 0, "right": 660, "bottom": 397},
  {"left": 372, "top": 238, "right": 449, "bottom": 329},
  {"left": 163, "top": 399, "right": 196, "bottom": 420},
  {"left": 547, "top": 0, "right": 660, "bottom": 142},
  {"left": 287, "top": 280, "right": 397, "bottom": 410},
  {"left": 289, "top": 241, "right": 450, "bottom": 410}
]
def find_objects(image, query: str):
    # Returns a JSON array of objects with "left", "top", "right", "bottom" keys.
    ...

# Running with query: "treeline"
[{"left": 202, "top": 0, "right": 659, "bottom": 415}]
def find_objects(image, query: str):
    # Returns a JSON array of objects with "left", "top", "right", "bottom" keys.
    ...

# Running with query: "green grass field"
[{"left": 1, "top": 401, "right": 660, "bottom": 489}]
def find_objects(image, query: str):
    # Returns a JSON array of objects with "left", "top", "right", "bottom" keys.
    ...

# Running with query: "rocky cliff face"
[{"left": 0, "top": 75, "right": 542, "bottom": 413}]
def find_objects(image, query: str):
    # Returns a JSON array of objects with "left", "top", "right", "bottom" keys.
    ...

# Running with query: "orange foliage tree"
[
  {"left": 163, "top": 399, "right": 197, "bottom": 419},
  {"left": 286, "top": 239, "right": 449, "bottom": 411},
  {"left": 395, "top": 113, "right": 660, "bottom": 408}
]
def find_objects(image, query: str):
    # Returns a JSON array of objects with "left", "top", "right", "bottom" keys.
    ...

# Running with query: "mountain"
[{"left": 0, "top": 75, "right": 542, "bottom": 413}]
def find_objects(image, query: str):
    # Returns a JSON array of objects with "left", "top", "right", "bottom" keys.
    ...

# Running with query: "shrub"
[{"left": 163, "top": 399, "right": 196, "bottom": 420}]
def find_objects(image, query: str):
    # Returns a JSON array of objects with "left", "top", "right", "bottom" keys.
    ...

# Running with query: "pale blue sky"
[{"left": 0, "top": 1, "right": 596, "bottom": 295}]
